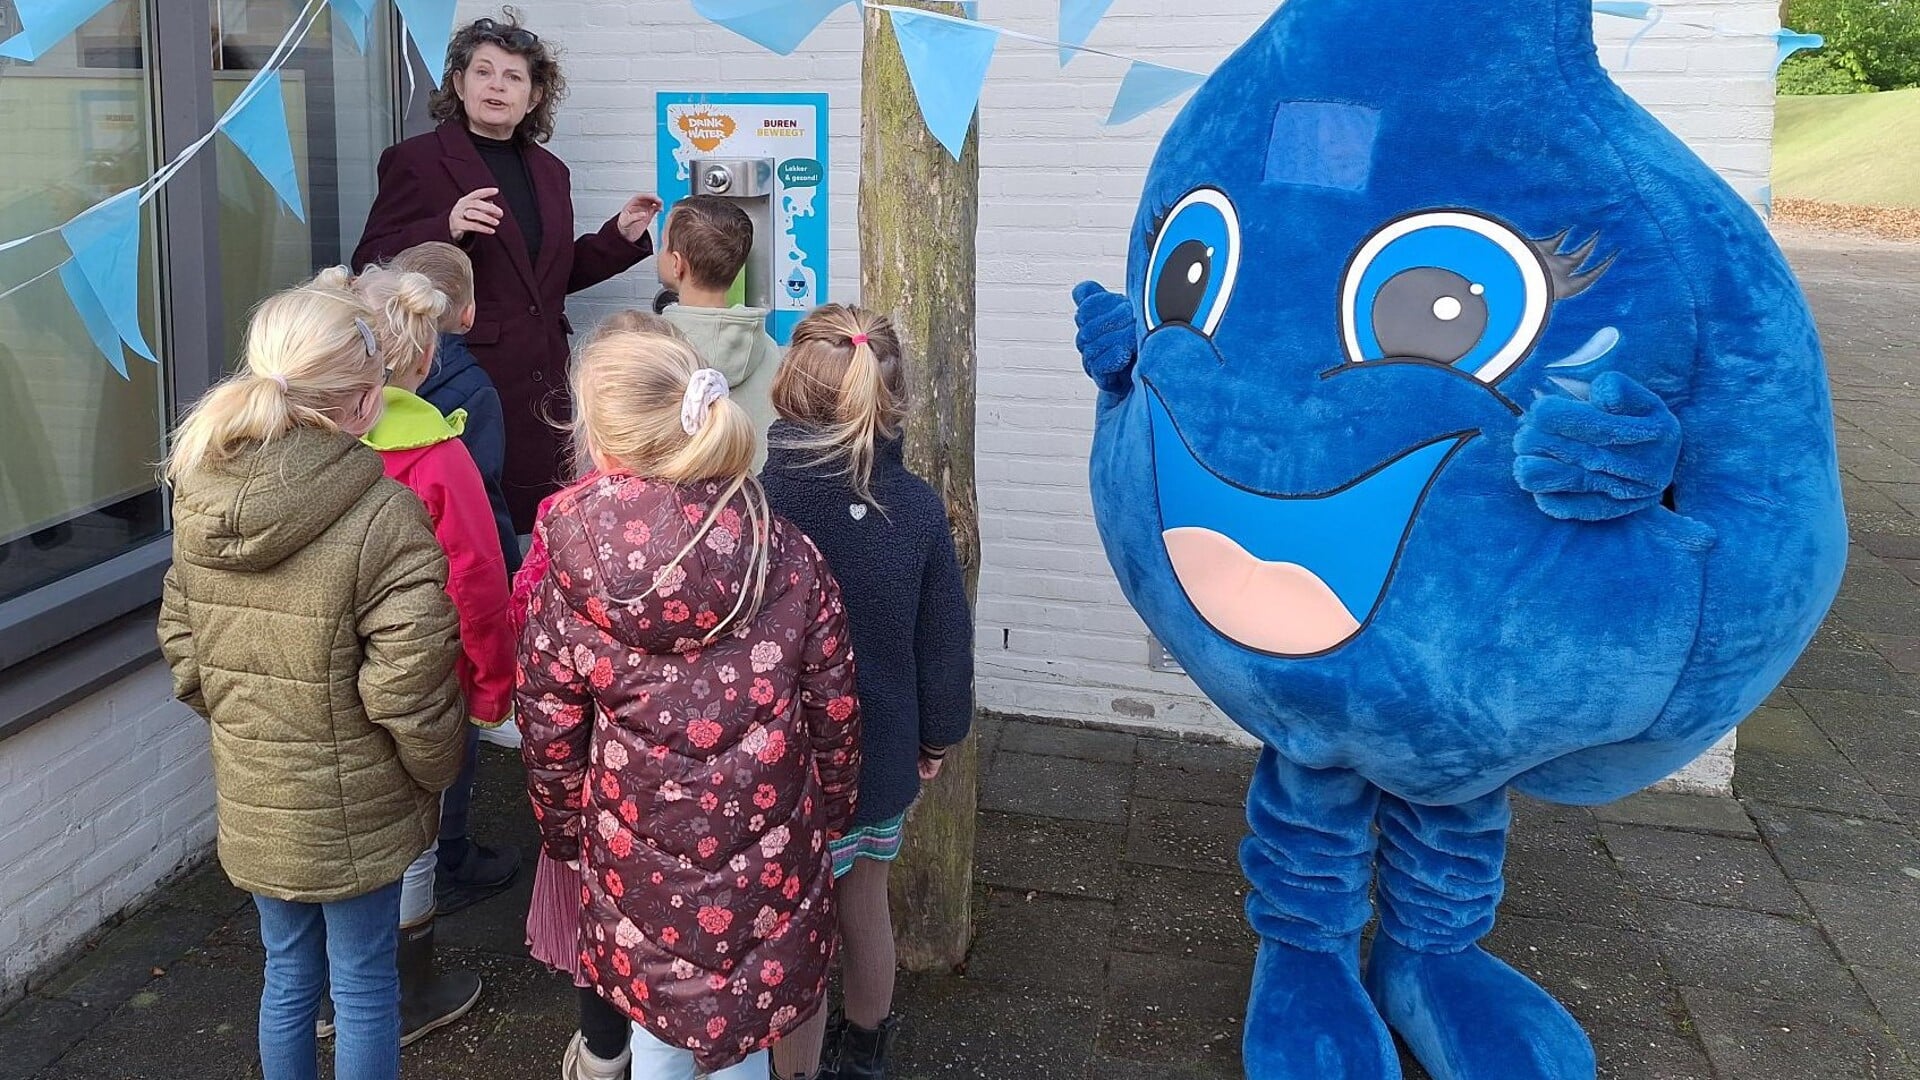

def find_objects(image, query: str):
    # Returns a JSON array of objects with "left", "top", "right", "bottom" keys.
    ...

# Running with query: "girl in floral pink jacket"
[{"left": 515, "top": 327, "right": 860, "bottom": 1080}]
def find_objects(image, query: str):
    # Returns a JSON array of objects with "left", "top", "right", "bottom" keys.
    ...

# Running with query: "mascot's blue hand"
[
  {"left": 1074, "top": 280, "right": 1137, "bottom": 395},
  {"left": 1513, "top": 370, "right": 1682, "bottom": 522}
]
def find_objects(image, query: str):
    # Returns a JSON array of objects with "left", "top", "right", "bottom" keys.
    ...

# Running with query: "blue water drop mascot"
[{"left": 1072, "top": 1, "right": 1847, "bottom": 1076}]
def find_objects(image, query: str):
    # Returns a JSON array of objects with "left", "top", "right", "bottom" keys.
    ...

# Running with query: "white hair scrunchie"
[{"left": 681, "top": 368, "right": 731, "bottom": 436}]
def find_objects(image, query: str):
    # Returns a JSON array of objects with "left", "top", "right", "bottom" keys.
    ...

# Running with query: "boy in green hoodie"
[{"left": 657, "top": 195, "right": 782, "bottom": 466}]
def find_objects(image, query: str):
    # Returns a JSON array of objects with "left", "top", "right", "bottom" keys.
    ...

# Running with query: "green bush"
[
  {"left": 1778, "top": 52, "right": 1876, "bottom": 94},
  {"left": 1786, "top": 0, "right": 1920, "bottom": 92}
]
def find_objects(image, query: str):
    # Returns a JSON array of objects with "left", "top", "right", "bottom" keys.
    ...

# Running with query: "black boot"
[
  {"left": 434, "top": 839, "right": 522, "bottom": 916},
  {"left": 808, "top": 1009, "right": 847, "bottom": 1080},
  {"left": 833, "top": 1015, "right": 898, "bottom": 1080},
  {"left": 398, "top": 916, "right": 483, "bottom": 1046}
]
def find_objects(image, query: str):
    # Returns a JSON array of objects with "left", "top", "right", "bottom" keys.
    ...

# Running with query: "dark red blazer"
[{"left": 354, "top": 119, "right": 654, "bottom": 531}]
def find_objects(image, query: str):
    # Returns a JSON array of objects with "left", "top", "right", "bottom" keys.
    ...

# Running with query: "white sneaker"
[
  {"left": 478, "top": 722, "right": 522, "bottom": 751},
  {"left": 562, "top": 1030, "right": 632, "bottom": 1080}
]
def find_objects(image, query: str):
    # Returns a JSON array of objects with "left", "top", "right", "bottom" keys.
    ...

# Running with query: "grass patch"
[{"left": 1774, "top": 89, "right": 1920, "bottom": 208}]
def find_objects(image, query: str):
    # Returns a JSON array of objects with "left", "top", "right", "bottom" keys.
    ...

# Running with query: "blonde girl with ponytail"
[
  {"left": 157, "top": 269, "right": 467, "bottom": 1080},
  {"left": 761, "top": 304, "right": 976, "bottom": 1080},
  {"left": 565, "top": 311, "right": 693, "bottom": 480},
  {"left": 162, "top": 267, "right": 388, "bottom": 480},
  {"left": 767, "top": 304, "right": 906, "bottom": 512},
  {"left": 515, "top": 328, "right": 860, "bottom": 1080}
]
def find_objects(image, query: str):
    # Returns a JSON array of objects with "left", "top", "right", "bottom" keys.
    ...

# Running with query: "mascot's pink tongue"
[{"left": 1163, "top": 527, "right": 1362, "bottom": 656}]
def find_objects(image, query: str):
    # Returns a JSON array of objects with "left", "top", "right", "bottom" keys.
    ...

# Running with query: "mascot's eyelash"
[
  {"left": 1532, "top": 229, "right": 1617, "bottom": 299},
  {"left": 1144, "top": 202, "right": 1174, "bottom": 247}
]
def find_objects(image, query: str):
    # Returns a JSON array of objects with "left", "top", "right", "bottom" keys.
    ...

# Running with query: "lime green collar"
[{"left": 361, "top": 386, "right": 467, "bottom": 452}]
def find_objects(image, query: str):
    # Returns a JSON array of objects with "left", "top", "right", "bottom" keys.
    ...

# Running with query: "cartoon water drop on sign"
[{"left": 1073, "top": 1, "right": 1846, "bottom": 1077}]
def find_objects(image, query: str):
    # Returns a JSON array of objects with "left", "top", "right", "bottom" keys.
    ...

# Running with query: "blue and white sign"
[{"left": 656, "top": 92, "right": 830, "bottom": 345}]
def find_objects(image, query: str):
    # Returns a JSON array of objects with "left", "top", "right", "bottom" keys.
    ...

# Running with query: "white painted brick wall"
[
  {"left": 0, "top": 663, "right": 214, "bottom": 1004},
  {"left": 478, "top": 0, "right": 1778, "bottom": 776}
]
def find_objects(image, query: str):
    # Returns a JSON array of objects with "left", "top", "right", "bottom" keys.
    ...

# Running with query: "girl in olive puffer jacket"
[{"left": 158, "top": 268, "right": 466, "bottom": 1080}]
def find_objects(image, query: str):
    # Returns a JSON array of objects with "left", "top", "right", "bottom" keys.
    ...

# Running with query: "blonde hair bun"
[
  {"left": 349, "top": 266, "right": 448, "bottom": 384},
  {"left": 389, "top": 270, "right": 448, "bottom": 321}
]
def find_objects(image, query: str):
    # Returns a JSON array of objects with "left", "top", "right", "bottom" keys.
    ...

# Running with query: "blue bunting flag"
[
  {"left": 1058, "top": 0, "right": 1115, "bottom": 66},
  {"left": 1104, "top": 60, "right": 1205, "bottom": 127},
  {"left": 58, "top": 189, "right": 156, "bottom": 365},
  {"left": 889, "top": 7, "right": 1000, "bottom": 159},
  {"left": 221, "top": 70, "right": 307, "bottom": 222},
  {"left": 0, "top": 0, "right": 116, "bottom": 62},
  {"left": 331, "top": 0, "right": 377, "bottom": 52},
  {"left": 691, "top": 0, "right": 857, "bottom": 56},
  {"left": 392, "top": 0, "right": 458, "bottom": 79}
]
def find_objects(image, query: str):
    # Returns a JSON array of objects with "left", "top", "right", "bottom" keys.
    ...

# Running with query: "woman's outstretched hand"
[
  {"left": 450, "top": 187, "right": 503, "bottom": 241},
  {"left": 619, "top": 193, "right": 665, "bottom": 243}
]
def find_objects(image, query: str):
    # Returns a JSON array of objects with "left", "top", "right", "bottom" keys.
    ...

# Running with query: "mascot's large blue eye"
[
  {"left": 1146, "top": 188, "right": 1241, "bottom": 338},
  {"left": 1341, "top": 211, "right": 1550, "bottom": 384}
]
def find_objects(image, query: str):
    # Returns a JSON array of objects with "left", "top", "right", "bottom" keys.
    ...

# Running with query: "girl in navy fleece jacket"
[{"left": 759, "top": 304, "right": 974, "bottom": 1080}]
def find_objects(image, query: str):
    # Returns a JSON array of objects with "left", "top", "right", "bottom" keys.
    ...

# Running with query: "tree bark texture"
[{"left": 860, "top": 0, "right": 982, "bottom": 973}]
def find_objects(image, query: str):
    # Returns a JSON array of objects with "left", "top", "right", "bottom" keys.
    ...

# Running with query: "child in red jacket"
[
  {"left": 386, "top": 243, "right": 525, "bottom": 915},
  {"left": 352, "top": 266, "right": 513, "bottom": 1044}
]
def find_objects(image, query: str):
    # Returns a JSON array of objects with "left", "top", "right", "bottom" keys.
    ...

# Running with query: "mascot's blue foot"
[
  {"left": 1365, "top": 937, "right": 1596, "bottom": 1080},
  {"left": 1244, "top": 939, "right": 1401, "bottom": 1080}
]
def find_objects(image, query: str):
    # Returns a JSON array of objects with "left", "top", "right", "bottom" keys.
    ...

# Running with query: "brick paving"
[{"left": 3, "top": 228, "right": 1918, "bottom": 1079}]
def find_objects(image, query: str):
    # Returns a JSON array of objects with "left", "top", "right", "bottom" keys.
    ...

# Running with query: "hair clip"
[{"left": 354, "top": 317, "right": 377, "bottom": 357}]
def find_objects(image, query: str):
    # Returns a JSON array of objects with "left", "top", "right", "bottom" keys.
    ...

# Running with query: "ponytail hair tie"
[
  {"left": 268, "top": 373, "right": 289, "bottom": 392},
  {"left": 681, "top": 368, "right": 732, "bottom": 436},
  {"left": 850, "top": 333, "right": 870, "bottom": 346}
]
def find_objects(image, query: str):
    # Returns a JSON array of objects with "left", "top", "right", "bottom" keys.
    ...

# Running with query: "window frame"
[{"left": 0, "top": 2, "right": 416, "bottom": 727}]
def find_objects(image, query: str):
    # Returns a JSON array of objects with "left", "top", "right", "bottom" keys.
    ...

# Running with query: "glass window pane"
[
  {"left": 214, "top": 0, "right": 397, "bottom": 366},
  {"left": 0, "top": 1, "right": 166, "bottom": 604}
]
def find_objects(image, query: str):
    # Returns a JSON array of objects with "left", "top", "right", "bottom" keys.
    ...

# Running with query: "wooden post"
[{"left": 860, "top": 0, "right": 982, "bottom": 972}]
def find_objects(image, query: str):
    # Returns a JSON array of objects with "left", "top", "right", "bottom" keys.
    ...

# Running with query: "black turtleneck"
[{"left": 468, "top": 130, "right": 542, "bottom": 262}]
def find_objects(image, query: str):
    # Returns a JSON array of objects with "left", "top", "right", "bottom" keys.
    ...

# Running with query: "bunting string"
[
  {"left": 863, "top": 1, "right": 1152, "bottom": 66},
  {"left": 0, "top": 262, "right": 67, "bottom": 307}
]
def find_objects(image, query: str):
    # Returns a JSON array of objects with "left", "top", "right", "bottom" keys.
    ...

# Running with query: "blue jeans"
[
  {"left": 253, "top": 882, "right": 402, "bottom": 1080},
  {"left": 631, "top": 1025, "right": 768, "bottom": 1079}
]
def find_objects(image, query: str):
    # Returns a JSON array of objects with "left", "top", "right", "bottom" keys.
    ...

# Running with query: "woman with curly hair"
[{"left": 354, "top": 8, "right": 664, "bottom": 540}]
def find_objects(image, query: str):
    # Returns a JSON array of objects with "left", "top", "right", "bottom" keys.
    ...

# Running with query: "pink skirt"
[{"left": 526, "top": 852, "right": 592, "bottom": 988}]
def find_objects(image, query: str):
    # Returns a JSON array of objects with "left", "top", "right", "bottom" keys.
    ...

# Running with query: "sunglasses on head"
[{"left": 470, "top": 17, "right": 539, "bottom": 50}]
